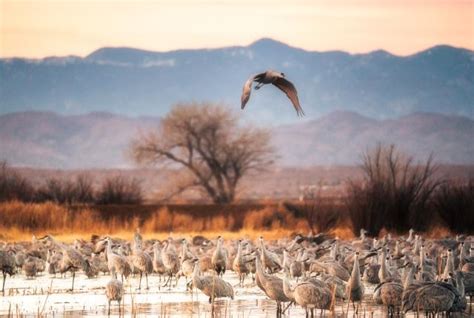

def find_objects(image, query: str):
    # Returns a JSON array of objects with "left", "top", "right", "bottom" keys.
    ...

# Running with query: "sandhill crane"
[
  {"left": 103, "top": 238, "right": 131, "bottom": 282},
  {"left": 255, "top": 256, "right": 290, "bottom": 316},
  {"left": 180, "top": 239, "right": 196, "bottom": 261},
  {"left": 130, "top": 236, "right": 153, "bottom": 290},
  {"left": 105, "top": 278, "right": 124, "bottom": 316},
  {"left": 259, "top": 237, "right": 282, "bottom": 273},
  {"left": 178, "top": 257, "right": 197, "bottom": 291},
  {"left": 0, "top": 249, "right": 15, "bottom": 295},
  {"left": 199, "top": 255, "right": 214, "bottom": 273},
  {"left": 192, "top": 263, "right": 234, "bottom": 303},
  {"left": 450, "top": 271, "right": 468, "bottom": 313},
  {"left": 461, "top": 270, "right": 474, "bottom": 313},
  {"left": 346, "top": 252, "right": 365, "bottom": 313},
  {"left": 161, "top": 238, "right": 180, "bottom": 288},
  {"left": 211, "top": 236, "right": 227, "bottom": 276},
  {"left": 442, "top": 249, "right": 455, "bottom": 279},
  {"left": 373, "top": 280, "right": 403, "bottom": 316},
  {"left": 241, "top": 70, "right": 304, "bottom": 116},
  {"left": 402, "top": 281, "right": 465, "bottom": 315},
  {"left": 22, "top": 256, "right": 37, "bottom": 279},
  {"left": 232, "top": 240, "right": 250, "bottom": 286},
  {"left": 290, "top": 250, "right": 305, "bottom": 281},
  {"left": 363, "top": 262, "right": 381, "bottom": 284},
  {"left": 318, "top": 272, "right": 347, "bottom": 300},
  {"left": 152, "top": 242, "right": 166, "bottom": 281},
  {"left": 38, "top": 235, "right": 86, "bottom": 292},
  {"left": 283, "top": 273, "right": 332, "bottom": 318},
  {"left": 83, "top": 258, "right": 99, "bottom": 279},
  {"left": 310, "top": 260, "right": 350, "bottom": 282}
]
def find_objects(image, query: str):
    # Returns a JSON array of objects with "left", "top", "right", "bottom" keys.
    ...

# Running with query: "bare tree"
[
  {"left": 130, "top": 102, "right": 275, "bottom": 204},
  {"left": 0, "top": 161, "right": 35, "bottom": 202}
]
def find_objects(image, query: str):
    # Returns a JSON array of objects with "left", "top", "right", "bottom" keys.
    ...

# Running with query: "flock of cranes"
[{"left": 1, "top": 229, "right": 473, "bottom": 317}]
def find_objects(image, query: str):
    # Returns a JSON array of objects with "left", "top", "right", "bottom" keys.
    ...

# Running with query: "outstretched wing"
[
  {"left": 241, "top": 77, "right": 254, "bottom": 109},
  {"left": 272, "top": 77, "right": 304, "bottom": 116},
  {"left": 241, "top": 72, "right": 265, "bottom": 109}
]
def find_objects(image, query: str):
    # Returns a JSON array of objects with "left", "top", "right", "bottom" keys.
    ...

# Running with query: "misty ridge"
[
  {"left": 1, "top": 38, "right": 473, "bottom": 123},
  {"left": 0, "top": 110, "right": 472, "bottom": 169}
]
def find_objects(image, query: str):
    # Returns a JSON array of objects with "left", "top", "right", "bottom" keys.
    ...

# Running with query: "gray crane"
[
  {"left": 232, "top": 240, "right": 250, "bottom": 287},
  {"left": 0, "top": 249, "right": 16, "bottom": 295},
  {"left": 129, "top": 236, "right": 153, "bottom": 290},
  {"left": 192, "top": 263, "right": 234, "bottom": 303},
  {"left": 345, "top": 252, "right": 365, "bottom": 314},
  {"left": 38, "top": 235, "right": 86, "bottom": 292},
  {"left": 373, "top": 280, "right": 403, "bottom": 316},
  {"left": 105, "top": 278, "right": 124, "bottom": 316},
  {"left": 211, "top": 236, "right": 227, "bottom": 276},
  {"left": 161, "top": 238, "right": 180, "bottom": 288},
  {"left": 103, "top": 238, "right": 131, "bottom": 282},
  {"left": 241, "top": 70, "right": 304, "bottom": 116},
  {"left": 283, "top": 273, "right": 332, "bottom": 318},
  {"left": 255, "top": 256, "right": 290, "bottom": 317}
]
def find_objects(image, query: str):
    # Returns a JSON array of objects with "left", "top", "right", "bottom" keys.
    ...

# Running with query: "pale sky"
[{"left": 1, "top": 0, "right": 473, "bottom": 58}]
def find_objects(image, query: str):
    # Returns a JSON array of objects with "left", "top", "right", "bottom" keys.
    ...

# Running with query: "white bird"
[{"left": 241, "top": 70, "right": 304, "bottom": 116}]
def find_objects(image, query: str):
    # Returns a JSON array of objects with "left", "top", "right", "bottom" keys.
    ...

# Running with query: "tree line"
[{"left": 0, "top": 162, "right": 142, "bottom": 205}]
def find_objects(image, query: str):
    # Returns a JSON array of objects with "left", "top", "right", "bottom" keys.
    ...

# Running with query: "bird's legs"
[
  {"left": 254, "top": 82, "right": 264, "bottom": 90},
  {"left": 145, "top": 273, "right": 149, "bottom": 290},
  {"left": 70, "top": 271, "right": 75, "bottom": 292},
  {"left": 2, "top": 272, "right": 6, "bottom": 296},
  {"left": 282, "top": 301, "right": 293, "bottom": 313},
  {"left": 138, "top": 272, "right": 142, "bottom": 290},
  {"left": 108, "top": 300, "right": 111, "bottom": 316}
]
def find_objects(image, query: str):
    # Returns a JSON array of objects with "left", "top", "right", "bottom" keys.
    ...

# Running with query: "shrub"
[
  {"left": 0, "top": 161, "right": 35, "bottom": 202},
  {"left": 96, "top": 176, "right": 142, "bottom": 204},
  {"left": 346, "top": 144, "right": 440, "bottom": 236},
  {"left": 434, "top": 179, "right": 474, "bottom": 234},
  {"left": 34, "top": 174, "right": 95, "bottom": 205}
]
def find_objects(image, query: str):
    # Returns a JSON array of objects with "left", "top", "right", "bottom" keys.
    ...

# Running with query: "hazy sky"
[{"left": 1, "top": 0, "right": 473, "bottom": 58}]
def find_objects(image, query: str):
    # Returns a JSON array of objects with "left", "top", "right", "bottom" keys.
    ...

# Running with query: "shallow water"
[{"left": 0, "top": 271, "right": 429, "bottom": 317}]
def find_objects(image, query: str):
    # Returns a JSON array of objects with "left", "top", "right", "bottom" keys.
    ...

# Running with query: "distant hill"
[
  {"left": 273, "top": 111, "right": 474, "bottom": 166},
  {"left": 1, "top": 38, "right": 473, "bottom": 124},
  {"left": 0, "top": 111, "right": 472, "bottom": 168},
  {"left": 0, "top": 111, "right": 160, "bottom": 168}
]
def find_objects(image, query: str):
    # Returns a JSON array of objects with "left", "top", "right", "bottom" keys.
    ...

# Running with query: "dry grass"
[
  {"left": 0, "top": 199, "right": 459, "bottom": 242},
  {"left": 0, "top": 201, "right": 303, "bottom": 242}
]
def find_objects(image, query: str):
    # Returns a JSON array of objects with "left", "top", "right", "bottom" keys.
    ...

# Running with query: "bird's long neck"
[
  {"left": 443, "top": 251, "right": 454, "bottom": 276},
  {"left": 192, "top": 265, "right": 203, "bottom": 289},
  {"left": 255, "top": 257, "right": 268, "bottom": 284},
  {"left": 403, "top": 266, "right": 414, "bottom": 290},
  {"left": 106, "top": 241, "right": 115, "bottom": 258},
  {"left": 236, "top": 243, "right": 242, "bottom": 260},
  {"left": 350, "top": 255, "right": 362, "bottom": 288}
]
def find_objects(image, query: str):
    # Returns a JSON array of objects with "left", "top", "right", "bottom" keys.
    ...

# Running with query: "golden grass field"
[{"left": 0, "top": 200, "right": 453, "bottom": 243}]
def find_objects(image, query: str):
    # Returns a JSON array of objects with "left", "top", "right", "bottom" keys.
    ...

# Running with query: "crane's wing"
[
  {"left": 241, "top": 77, "right": 254, "bottom": 109},
  {"left": 272, "top": 77, "right": 304, "bottom": 116},
  {"left": 241, "top": 72, "right": 265, "bottom": 109}
]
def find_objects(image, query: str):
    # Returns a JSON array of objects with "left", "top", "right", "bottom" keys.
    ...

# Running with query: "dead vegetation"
[{"left": 0, "top": 162, "right": 142, "bottom": 205}]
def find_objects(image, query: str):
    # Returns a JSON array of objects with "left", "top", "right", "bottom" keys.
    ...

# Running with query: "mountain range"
[
  {"left": 1, "top": 111, "right": 472, "bottom": 168},
  {"left": 1, "top": 38, "right": 473, "bottom": 124}
]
